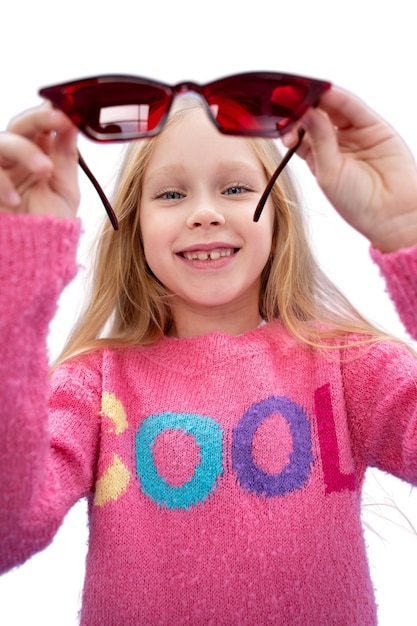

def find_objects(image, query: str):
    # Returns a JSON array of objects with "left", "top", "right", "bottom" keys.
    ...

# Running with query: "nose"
[{"left": 186, "top": 204, "right": 226, "bottom": 229}]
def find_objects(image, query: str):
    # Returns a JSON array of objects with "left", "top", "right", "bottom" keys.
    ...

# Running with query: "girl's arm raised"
[
  {"left": 0, "top": 106, "right": 96, "bottom": 569},
  {"left": 283, "top": 87, "right": 417, "bottom": 253},
  {"left": 0, "top": 212, "right": 101, "bottom": 572}
]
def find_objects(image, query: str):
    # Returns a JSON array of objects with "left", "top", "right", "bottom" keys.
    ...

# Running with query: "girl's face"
[{"left": 140, "top": 107, "right": 275, "bottom": 337}]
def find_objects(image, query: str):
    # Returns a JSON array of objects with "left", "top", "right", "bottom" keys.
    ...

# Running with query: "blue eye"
[
  {"left": 223, "top": 183, "right": 253, "bottom": 196},
  {"left": 225, "top": 186, "right": 244, "bottom": 195},
  {"left": 156, "top": 189, "right": 184, "bottom": 200}
]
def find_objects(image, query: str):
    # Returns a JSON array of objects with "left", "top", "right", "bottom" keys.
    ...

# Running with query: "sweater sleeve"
[
  {"left": 342, "top": 339, "right": 417, "bottom": 484},
  {"left": 370, "top": 244, "right": 417, "bottom": 340},
  {"left": 341, "top": 245, "right": 417, "bottom": 483},
  {"left": 0, "top": 213, "right": 100, "bottom": 572}
]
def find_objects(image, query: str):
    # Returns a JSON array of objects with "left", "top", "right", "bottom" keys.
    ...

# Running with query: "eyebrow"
[
  {"left": 144, "top": 164, "right": 186, "bottom": 182},
  {"left": 145, "top": 160, "right": 263, "bottom": 183}
]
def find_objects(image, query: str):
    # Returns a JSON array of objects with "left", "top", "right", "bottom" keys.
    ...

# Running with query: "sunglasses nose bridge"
[
  {"left": 170, "top": 81, "right": 219, "bottom": 128},
  {"left": 172, "top": 80, "right": 204, "bottom": 97},
  {"left": 171, "top": 81, "right": 209, "bottom": 108}
]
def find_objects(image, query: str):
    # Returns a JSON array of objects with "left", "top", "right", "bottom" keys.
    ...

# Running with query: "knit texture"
[{"left": 1, "top": 213, "right": 417, "bottom": 625}]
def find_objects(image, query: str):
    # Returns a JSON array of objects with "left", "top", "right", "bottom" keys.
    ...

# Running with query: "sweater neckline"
[{"left": 134, "top": 321, "right": 289, "bottom": 370}]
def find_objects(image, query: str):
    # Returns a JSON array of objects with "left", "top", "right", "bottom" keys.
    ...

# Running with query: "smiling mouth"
[{"left": 179, "top": 247, "right": 238, "bottom": 261}]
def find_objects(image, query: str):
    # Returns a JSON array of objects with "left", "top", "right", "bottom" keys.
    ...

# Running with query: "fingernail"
[
  {"left": 30, "top": 153, "right": 52, "bottom": 171},
  {"left": 4, "top": 189, "right": 21, "bottom": 206},
  {"left": 300, "top": 109, "right": 313, "bottom": 128}
]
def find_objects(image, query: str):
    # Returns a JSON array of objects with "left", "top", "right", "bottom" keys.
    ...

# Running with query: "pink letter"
[{"left": 314, "top": 384, "right": 356, "bottom": 494}]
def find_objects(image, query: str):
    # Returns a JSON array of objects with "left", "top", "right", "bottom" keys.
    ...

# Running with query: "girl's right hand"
[{"left": 0, "top": 105, "right": 80, "bottom": 220}]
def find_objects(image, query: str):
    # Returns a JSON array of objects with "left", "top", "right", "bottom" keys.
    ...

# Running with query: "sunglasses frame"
[
  {"left": 40, "top": 71, "right": 330, "bottom": 142},
  {"left": 39, "top": 71, "right": 331, "bottom": 229}
]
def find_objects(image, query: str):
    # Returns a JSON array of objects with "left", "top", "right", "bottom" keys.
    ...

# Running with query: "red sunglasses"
[{"left": 39, "top": 72, "right": 331, "bottom": 229}]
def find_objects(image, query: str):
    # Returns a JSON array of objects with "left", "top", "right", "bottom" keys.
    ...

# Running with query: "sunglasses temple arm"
[
  {"left": 77, "top": 151, "right": 119, "bottom": 230},
  {"left": 253, "top": 128, "right": 305, "bottom": 222}
]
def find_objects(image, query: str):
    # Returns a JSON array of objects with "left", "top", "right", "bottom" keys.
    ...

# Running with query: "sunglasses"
[{"left": 39, "top": 72, "right": 331, "bottom": 229}]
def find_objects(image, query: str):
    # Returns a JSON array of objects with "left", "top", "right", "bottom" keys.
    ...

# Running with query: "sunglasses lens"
[
  {"left": 204, "top": 73, "right": 330, "bottom": 137},
  {"left": 40, "top": 72, "right": 331, "bottom": 142},
  {"left": 40, "top": 78, "right": 172, "bottom": 141}
]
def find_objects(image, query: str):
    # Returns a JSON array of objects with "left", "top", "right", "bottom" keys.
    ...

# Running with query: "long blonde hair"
[{"left": 57, "top": 98, "right": 390, "bottom": 365}]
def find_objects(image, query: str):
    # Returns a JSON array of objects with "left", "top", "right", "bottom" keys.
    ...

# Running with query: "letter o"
[
  {"left": 232, "top": 396, "right": 313, "bottom": 496},
  {"left": 136, "top": 412, "right": 223, "bottom": 509}
]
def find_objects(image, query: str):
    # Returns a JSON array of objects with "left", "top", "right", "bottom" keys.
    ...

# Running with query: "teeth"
[{"left": 183, "top": 248, "right": 234, "bottom": 261}]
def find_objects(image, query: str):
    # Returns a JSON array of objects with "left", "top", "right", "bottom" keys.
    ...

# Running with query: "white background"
[{"left": 1, "top": 0, "right": 417, "bottom": 624}]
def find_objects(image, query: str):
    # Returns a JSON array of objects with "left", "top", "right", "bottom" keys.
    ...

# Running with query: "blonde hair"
[{"left": 57, "top": 98, "right": 390, "bottom": 365}]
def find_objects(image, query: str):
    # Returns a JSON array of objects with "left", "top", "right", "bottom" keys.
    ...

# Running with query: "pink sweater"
[{"left": 1, "top": 213, "right": 417, "bottom": 625}]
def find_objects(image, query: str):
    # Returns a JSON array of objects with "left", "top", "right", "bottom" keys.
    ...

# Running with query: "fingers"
[
  {"left": 0, "top": 112, "right": 81, "bottom": 220},
  {"left": 8, "top": 104, "right": 73, "bottom": 141},
  {"left": 299, "top": 106, "right": 340, "bottom": 162},
  {"left": 315, "top": 86, "right": 382, "bottom": 131},
  {"left": 0, "top": 106, "right": 79, "bottom": 210},
  {"left": 0, "top": 171, "right": 21, "bottom": 207},
  {"left": 0, "top": 132, "right": 52, "bottom": 171},
  {"left": 281, "top": 86, "right": 391, "bottom": 183},
  {"left": 281, "top": 106, "right": 342, "bottom": 184},
  {"left": 0, "top": 133, "right": 52, "bottom": 207},
  {"left": 7, "top": 105, "right": 78, "bottom": 166},
  {"left": 282, "top": 86, "right": 384, "bottom": 150}
]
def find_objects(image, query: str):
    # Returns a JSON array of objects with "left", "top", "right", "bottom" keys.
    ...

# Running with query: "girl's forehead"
[
  {"left": 161, "top": 107, "right": 259, "bottom": 148},
  {"left": 145, "top": 110, "right": 265, "bottom": 173}
]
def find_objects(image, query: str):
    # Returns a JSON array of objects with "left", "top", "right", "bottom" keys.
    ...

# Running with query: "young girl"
[{"left": 0, "top": 77, "right": 417, "bottom": 625}]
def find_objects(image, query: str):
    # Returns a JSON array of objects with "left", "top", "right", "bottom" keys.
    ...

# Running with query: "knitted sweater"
[{"left": 1, "top": 213, "right": 417, "bottom": 626}]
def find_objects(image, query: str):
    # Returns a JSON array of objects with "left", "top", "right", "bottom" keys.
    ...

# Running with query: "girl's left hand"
[{"left": 282, "top": 87, "right": 417, "bottom": 252}]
